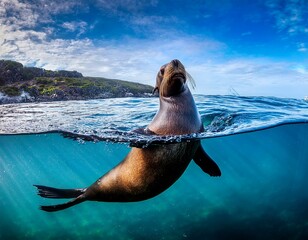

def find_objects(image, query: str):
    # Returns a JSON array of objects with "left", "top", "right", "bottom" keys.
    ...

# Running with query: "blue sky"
[{"left": 0, "top": 0, "right": 307, "bottom": 98}]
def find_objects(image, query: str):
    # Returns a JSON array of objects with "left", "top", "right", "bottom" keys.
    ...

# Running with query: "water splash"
[{"left": 0, "top": 90, "right": 35, "bottom": 104}]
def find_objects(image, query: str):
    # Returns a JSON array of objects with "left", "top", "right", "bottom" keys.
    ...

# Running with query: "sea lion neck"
[{"left": 159, "top": 84, "right": 188, "bottom": 100}]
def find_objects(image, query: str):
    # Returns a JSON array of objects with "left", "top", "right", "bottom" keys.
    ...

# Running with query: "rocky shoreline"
[
  {"left": 0, "top": 89, "right": 153, "bottom": 104},
  {"left": 0, "top": 60, "right": 154, "bottom": 104}
]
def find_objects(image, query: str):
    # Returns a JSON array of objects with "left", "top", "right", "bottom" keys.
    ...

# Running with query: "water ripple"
[{"left": 0, "top": 95, "right": 307, "bottom": 145}]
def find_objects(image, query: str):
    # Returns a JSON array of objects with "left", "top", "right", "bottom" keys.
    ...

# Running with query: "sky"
[{"left": 0, "top": 0, "right": 307, "bottom": 98}]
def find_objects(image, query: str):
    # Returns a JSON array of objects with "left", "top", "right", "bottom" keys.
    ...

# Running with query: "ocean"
[{"left": 0, "top": 95, "right": 308, "bottom": 240}]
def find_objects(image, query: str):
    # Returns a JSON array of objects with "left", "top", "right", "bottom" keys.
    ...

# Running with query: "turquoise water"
[{"left": 0, "top": 95, "right": 308, "bottom": 239}]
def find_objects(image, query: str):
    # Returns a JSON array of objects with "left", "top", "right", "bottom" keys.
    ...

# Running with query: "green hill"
[{"left": 0, "top": 60, "right": 153, "bottom": 104}]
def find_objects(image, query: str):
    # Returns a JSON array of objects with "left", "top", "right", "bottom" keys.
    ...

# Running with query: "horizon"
[{"left": 0, "top": 0, "right": 307, "bottom": 99}]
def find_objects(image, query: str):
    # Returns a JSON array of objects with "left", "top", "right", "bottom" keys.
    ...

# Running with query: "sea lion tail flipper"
[
  {"left": 40, "top": 196, "right": 86, "bottom": 212},
  {"left": 193, "top": 145, "right": 221, "bottom": 177},
  {"left": 33, "top": 185, "right": 87, "bottom": 212},
  {"left": 34, "top": 185, "right": 86, "bottom": 199}
]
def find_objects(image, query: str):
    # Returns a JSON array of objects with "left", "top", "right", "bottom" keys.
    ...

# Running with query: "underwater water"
[{"left": 0, "top": 95, "right": 308, "bottom": 240}]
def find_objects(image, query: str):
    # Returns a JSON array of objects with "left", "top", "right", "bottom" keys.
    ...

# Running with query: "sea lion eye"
[{"left": 160, "top": 68, "right": 164, "bottom": 76}]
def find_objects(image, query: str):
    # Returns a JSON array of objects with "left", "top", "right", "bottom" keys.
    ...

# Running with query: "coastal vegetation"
[{"left": 0, "top": 60, "right": 153, "bottom": 104}]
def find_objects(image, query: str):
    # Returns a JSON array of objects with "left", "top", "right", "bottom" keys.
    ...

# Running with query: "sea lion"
[{"left": 34, "top": 59, "right": 221, "bottom": 212}]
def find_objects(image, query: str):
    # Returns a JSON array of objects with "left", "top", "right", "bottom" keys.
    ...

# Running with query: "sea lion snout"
[
  {"left": 171, "top": 59, "right": 180, "bottom": 67},
  {"left": 167, "top": 59, "right": 186, "bottom": 80},
  {"left": 154, "top": 59, "right": 187, "bottom": 97}
]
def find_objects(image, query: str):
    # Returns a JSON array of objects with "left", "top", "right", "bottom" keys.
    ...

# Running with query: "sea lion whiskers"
[{"left": 186, "top": 71, "right": 196, "bottom": 90}]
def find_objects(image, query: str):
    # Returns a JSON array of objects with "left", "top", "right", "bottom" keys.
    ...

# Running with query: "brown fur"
[
  {"left": 85, "top": 59, "right": 202, "bottom": 202},
  {"left": 35, "top": 59, "right": 206, "bottom": 211}
]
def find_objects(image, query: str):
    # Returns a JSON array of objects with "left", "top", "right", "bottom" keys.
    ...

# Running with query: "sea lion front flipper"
[{"left": 193, "top": 145, "right": 221, "bottom": 177}]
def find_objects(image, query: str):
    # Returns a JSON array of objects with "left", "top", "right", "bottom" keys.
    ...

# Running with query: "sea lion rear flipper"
[
  {"left": 34, "top": 185, "right": 86, "bottom": 198},
  {"left": 193, "top": 145, "right": 221, "bottom": 177},
  {"left": 34, "top": 185, "right": 87, "bottom": 212},
  {"left": 39, "top": 196, "right": 85, "bottom": 212}
]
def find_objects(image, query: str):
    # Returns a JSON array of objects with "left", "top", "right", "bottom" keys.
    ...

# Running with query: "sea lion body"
[
  {"left": 34, "top": 59, "right": 221, "bottom": 212},
  {"left": 83, "top": 81, "right": 201, "bottom": 202},
  {"left": 85, "top": 142, "right": 197, "bottom": 202}
]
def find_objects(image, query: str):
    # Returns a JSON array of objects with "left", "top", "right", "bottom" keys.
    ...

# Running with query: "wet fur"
[{"left": 34, "top": 59, "right": 220, "bottom": 212}]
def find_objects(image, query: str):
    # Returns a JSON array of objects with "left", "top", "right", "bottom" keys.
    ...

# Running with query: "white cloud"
[
  {"left": 188, "top": 58, "right": 308, "bottom": 98},
  {"left": 1, "top": 17, "right": 307, "bottom": 99},
  {"left": 0, "top": 0, "right": 85, "bottom": 29},
  {"left": 95, "top": 0, "right": 158, "bottom": 14},
  {"left": 0, "top": 0, "right": 307, "bottom": 99},
  {"left": 297, "top": 43, "right": 307, "bottom": 52},
  {"left": 266, "top": 0, "right": 308, "bottom": 35},
  {"left": 293, "top": 65, "right": 307, "bottom": 74},
  {"left": 0, "top": 0, "right": 39, "bottom": 28},
  {"left": 129, "top": 15, "right": 182, "bottom": 36},
  {"left": 0, "top": 9, "right": 227, "bottom": 85},
  {"left": 61, "top": 21, "right": 88, "bottom": 36},
  {"left": 241, "top": 32, "right": 252, "bottom": 36}
]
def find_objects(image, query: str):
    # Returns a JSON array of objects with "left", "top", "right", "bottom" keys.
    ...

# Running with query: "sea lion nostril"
[{"left": 172, "top": 59, "right": 179, "bottom": 67}]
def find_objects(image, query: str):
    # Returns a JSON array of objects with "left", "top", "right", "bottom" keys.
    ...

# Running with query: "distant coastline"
[{"left": 0, "top": 60, "right": 154, "bottom": 104}]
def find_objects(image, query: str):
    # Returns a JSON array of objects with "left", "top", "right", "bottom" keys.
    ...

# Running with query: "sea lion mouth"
[
  {"left": 171, "top": 73, "right": 186, "bottom": 80},
  {"left": 162, "top": 73, "right": 186, "bottom": 96}
]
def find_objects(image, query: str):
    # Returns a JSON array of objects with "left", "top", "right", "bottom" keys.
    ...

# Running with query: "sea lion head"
[{"left": 153, "top": 59, "right": 188, "bottom": 97}]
